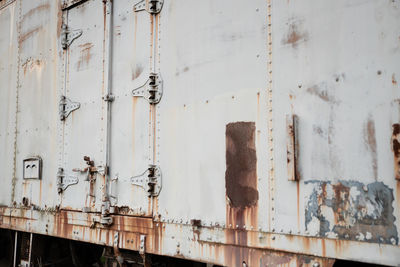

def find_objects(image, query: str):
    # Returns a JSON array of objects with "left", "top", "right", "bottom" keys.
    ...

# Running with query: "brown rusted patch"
[
  {"left": 19, "top": 26, "right": 42, "bottom": 44},
  {"left": 307, "top": 85, "right": 331, "bottom": 102},
  {"left": 57, "top": 1, "right": 63, "bottom": 37},
  {"left": 225, "top": 122, "right": 258, "bottom": 208},
  {"left": 364, "top": 118, "right": 378, "bottom": 179},
  {"left": 22, "top": 3, "right": 50, "bottom": 23},
  {"left": 391, "top": 124, "right": 400, "bottom": 180},
  {"left": 22, "top": 58, "right": 44, "bottom": 75},
  {"left": 225, "top": 122, "right": 258, "bottom": 246},
  {"left": 281, "top": 20, "right": 309, "bottom": 48},
  {"left": 392, "top": 73, "right": 398, "bottom": 86},
  {"left": 76, "top": 43, "right": 94, "bottom": 71}
]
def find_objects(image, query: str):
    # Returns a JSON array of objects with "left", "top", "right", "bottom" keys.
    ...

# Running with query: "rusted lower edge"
[{"left": 1, "top": 207, "right": 399, "bottom": 266}]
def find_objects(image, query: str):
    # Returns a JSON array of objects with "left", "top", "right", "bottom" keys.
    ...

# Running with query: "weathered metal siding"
[
  {"left": 14, "top": 0, "right": 59, "bottom": 209},
  {"left": 0, "top": 0, "right": 399, "bottom": 266},
  {"left": 109, "top": 0, "right": 152, "bottom": 216},
  {"left": 271, "top": 0, "right": 400, "bottom": 245},
  {"left": 0, "top": 0, "right": 17, "bottom": 206},
  {"left": 157, "top": 0, "right": 269, "bottom": 230}
]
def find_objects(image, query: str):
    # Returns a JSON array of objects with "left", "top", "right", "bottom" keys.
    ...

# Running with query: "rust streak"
[
  {"left": 22, "top": 3, "right": 50, "bottom": 22},
  {"left": 19, "top": 26, "right": 42, "bottom": 44}
]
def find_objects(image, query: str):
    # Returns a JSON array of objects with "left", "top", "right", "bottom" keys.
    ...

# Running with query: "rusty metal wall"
[{"left": 0, "top": 0, "right": 399, "bottom": 266}]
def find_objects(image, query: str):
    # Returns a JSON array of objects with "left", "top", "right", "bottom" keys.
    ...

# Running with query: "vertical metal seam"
[
  {"left": 11, "top": 0, "right": 22, "bottom": 204},
  {"left": 266, "top": 0, "right": 274, "bottom": 232}
]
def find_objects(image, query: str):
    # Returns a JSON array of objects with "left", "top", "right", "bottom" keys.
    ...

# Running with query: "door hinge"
[
  {"left": 134, "top": 0, "right": 163, "bottom": 14},
  {"left": 131, "top": 165, "right": 162, "bottom": 197},
  {"left": 132, "top": 73, "right": 163, "bottom": 104},
  {"left": 61, "top": 24, "right": 83, "bottom": 49},
  {"left": 57, "top": 168, "right": 79, "bottom": 193},
  {"left": 59, "top": 95, "right": 80, "bottom": 121}
]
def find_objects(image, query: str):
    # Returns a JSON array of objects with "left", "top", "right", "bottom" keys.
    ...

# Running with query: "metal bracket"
[
  {"left": 59, "top": 95, "right": 80, "bottom": 121},
  {"left": 139, "top": 235, "right": 146, "bottom": 255},
  {"left": 61, "top": 24, "right": 83, "bottom": 49},
  {"left": 134, "top": 0, "right": 163, "bottom": 14},
  {"left": 57, "top": 168, "right": 78, "bottom": 193},
  {"left": 130, "top": 165, "right": 162, "bottom": 197},
  {"left": 132, "top": 73, "right": 163, "bottom": 104}
]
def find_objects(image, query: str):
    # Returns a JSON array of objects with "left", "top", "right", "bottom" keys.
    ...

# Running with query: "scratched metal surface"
[
  {"left": 157, "top": 0, "right": 269, "bottom": 230},
  {"left": 0, "top": 1, "right": 17, "bottom": 206},
  {"left": 271, "top": 0, "right": 400, "bottom": 246},
  {"left": 109, "top": 0, "right": 152, "bottom": 216},
  {"left": 0, "top": 0, "right": 399, "bottom": 266}
]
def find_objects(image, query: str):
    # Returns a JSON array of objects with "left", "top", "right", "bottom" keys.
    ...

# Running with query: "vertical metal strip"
[
  {"left": 103, "top": 0, "right": 113, "bottom": 210},
  {"left": 266, "top": 0, "right": 274, "bottom": 232},
  {"left": 28, "top": 233, "right": 32, "bottom": 266},
  {"left": 13, "top": 231, "right": 17, "bottom": 267},
  {"left": 11, "top": 0, "right": 22, "bottom": 204}
]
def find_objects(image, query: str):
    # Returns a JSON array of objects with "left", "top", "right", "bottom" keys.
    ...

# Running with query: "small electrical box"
[{"left": 23, "top": 157, "right": 42, "bottom": 180}]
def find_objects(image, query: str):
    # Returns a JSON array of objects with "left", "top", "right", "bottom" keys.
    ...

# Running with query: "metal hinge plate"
[
  {"left": 61, "top": 24, "right": 83, "bottom": 49},
  {"left": 57, "top": 168, "right": 79, "bottom": 193},
  {"left": 132, "top": 73, "right": 163, "bottom": 104},
  {"left": 131, "top": 165, "right": 162, "bottom": 197},
  {"left": 134, "top": 0, "right": 163, "bottom": 14},
  {"left": 59, "top": 95, "right": 80, "bottom": 120}
]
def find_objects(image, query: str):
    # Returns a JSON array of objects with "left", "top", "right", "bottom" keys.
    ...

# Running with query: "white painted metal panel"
[
  {"left": 60, "top": 0, "right": 106, "bottom": 211},
  {"left": 109, "top": 0, "right": 152, "bottom": 216},
  {"left": 271, "top": 0, "right": 400, "bottom": 245},
  {"left": 157, "top": 0, "right": 269, "bottom": 227},
  {"left": 14, "top": 0, "right": 59, "bottom": 209},
  {"left": 0, "top": 2, "right": 17, "bottom": 206}
]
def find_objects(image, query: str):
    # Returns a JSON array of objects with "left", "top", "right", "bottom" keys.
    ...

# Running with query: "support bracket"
[
  {"left": 131, "top": 165, "right": 162, "bottom": 197},
  {"left": 59, "top": 95, "right": 80, "bottom": 121},
  {"left": 61, "top": 24, "right": 83, "bottom": 49},
  {"left": 134, "top": 0, "right": 163, "bottom": 14},
  {"left": 132, "top": 73, "right": 163, "bottom": 104}
]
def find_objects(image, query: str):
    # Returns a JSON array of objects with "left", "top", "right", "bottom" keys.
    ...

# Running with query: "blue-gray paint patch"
[{"left": 305, "top": 180, "right": 398, "bottom": 245}]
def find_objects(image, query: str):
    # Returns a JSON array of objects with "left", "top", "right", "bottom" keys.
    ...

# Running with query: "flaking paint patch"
[{"left": 305, "top": 180, "right": 398, "bottom": 245}]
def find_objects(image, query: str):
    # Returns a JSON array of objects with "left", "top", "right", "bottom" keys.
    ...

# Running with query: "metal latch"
[
  {"left": 61, "top": 23, "right": 83, "bottom": 49},
  {"left": 134, "top": 0, "right": 163, "bottom": 14},
  {"left": 72, "top": 156, "right": 107, "bottom": 182},
  {"left": 131, "top": 165, "right": 162, "bottom": 197},
  {"left": 132, "top": 73, "right": 163, "bottom": 104},
  {"left": 57, "top": 168, "right": 78, "bottom": 193},
  {"left": 59, "top": 95, "right": 80, "bottom": 120}
]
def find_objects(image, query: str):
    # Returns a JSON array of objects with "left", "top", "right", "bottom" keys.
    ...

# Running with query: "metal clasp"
[
  {"left": 59, "top": 95, "right": 80, "bottom": 121},
  {"left": 61, "top": 24, "right": 83, "bottom": 49},
  {"left": 131, "top": 165, "right": 162, "bottom": 197},
  {"left": 132, "top": 73, "right": 163, "bottom": 104},
  {"left": 57, "top": 168, "right": 78, "bottom": 193},
  {"left": 134, "top": 0, "right": 164, "bottom": 14}
]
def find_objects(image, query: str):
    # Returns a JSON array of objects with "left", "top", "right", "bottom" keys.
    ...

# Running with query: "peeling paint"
[{"left": 305, "top": 180, "right": 398, "bottom": 245}]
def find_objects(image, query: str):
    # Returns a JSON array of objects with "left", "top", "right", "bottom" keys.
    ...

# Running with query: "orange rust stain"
[
  {"left": 19, "top": 26, "right": 42, "bottom": 44},
  {"left": 365, "top": 118, "right": 377, "bottom": 179},
  {"left": 57, "top": 1, "right": 63, "bottom": 37},
  {"left": 393, "top": 73, "right": 398, "bottom": 86},
  {"left": 321, "top": 239, "right": 326, "bottom": 257},
  {"left": 22, "top": 3, "right": 50, "bottom": 23},
  {"left": 76, "top": 43, "right": 94, "bottom": 71},
  {"left": 281, "top": 22, "right": 308, "bottom": 48}
]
